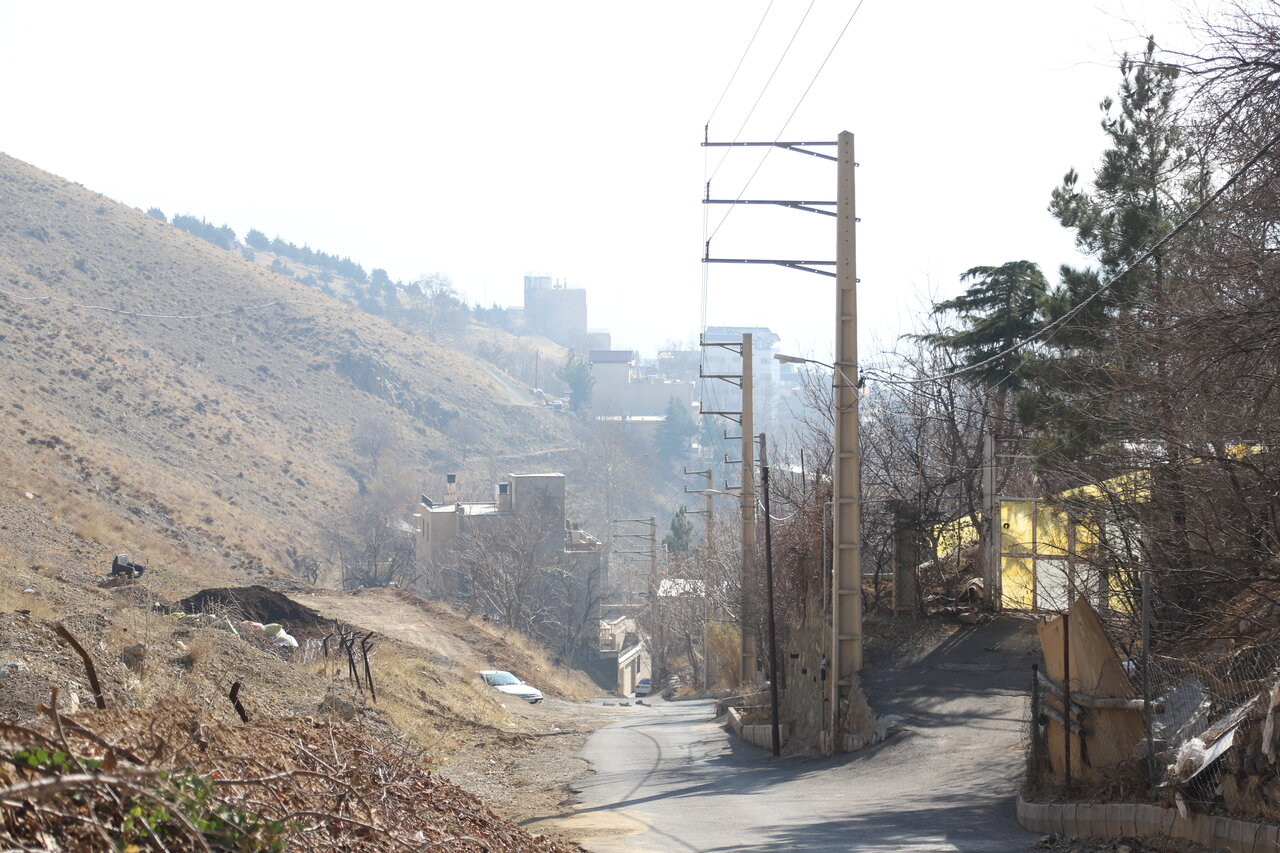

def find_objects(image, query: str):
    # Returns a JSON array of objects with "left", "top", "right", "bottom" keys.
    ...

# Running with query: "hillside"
[{"left": 0, "top": 151, "right": 577, "bottom": 588}]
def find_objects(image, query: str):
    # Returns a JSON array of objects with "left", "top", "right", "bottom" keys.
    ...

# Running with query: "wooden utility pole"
[
  {"left": 830, "top": 130, "right": 862, "bottom": 747},
  {"left": 760, "top": 433, "right": 781, "bottom": 757}
]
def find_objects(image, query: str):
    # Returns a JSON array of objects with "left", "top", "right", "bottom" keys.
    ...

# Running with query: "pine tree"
[
  {"left": 916, "top": 260, "right": 1047, "bottom": 424},
  {"left": 1019, "top": 37, "right": 1194, "bottom": 460},
  {"left": 663, "top": 507, "right": 694, "bottom": 554}
]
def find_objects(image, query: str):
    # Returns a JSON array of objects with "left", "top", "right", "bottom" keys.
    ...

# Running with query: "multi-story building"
[
  {"left": 589, "top": 350, "right": 695, "bottom": 418},
  {"left": 523, "top": 275, "right": 588, "bottom": 350},
  {"left": 700, "top": 325, "right": 783, "bottom": 427}
]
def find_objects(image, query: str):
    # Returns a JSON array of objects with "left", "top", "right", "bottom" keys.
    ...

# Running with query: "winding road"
[{"left": 555, "top": 617, "right": 1043, "bottom": 852}]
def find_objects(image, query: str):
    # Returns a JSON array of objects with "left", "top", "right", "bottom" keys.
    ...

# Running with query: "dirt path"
[{"left": 291, "top": 588, "right": 480, "bottom": 668}]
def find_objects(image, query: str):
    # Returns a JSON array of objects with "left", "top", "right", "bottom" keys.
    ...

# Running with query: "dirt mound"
[{"left": 178, "top": 585, "right": 335, "bottom": 638}]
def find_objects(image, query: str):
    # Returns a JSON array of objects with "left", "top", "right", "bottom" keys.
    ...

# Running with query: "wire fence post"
[
  {"left": 1142, "top": 564, "right": 1154, "bottom": 789},
  {"left": 1030, "top": 663, "right": 1042, "bottom": 786},
  {"left": 1063, "top": 611, "right": 1072, "bottom": 790}
]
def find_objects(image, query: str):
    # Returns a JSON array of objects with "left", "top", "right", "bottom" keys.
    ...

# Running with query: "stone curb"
[{"left": 1016, "top": 795, "right": 1280, "bottom": 852}]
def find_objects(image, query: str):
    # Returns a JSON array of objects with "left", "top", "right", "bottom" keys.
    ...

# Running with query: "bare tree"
[
  {"left": 453, "top": 500, "right": 565, "bottom": 630},
  {"left": 350, "top": 416, "right": 400, "bottom": 481},
  {"left": 330, "top": 473, "right": 418, "bottom": 589}
]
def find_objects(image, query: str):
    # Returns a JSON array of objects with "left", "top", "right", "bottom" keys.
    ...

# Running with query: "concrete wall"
[{"left": 1017, "top": 796, "right": 1280, "bottom": 852}]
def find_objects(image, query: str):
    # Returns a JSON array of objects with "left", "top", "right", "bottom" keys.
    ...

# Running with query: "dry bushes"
[{"left": 0, "top": 701, "right": 574, "bottom": 852}]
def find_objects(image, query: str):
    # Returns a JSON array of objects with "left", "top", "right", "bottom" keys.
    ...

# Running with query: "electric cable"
[
  {"left": 709, "top": 0, "right": 869, "bottom": 242},
  {"left": 706, "top": 0, "right": 814, "bottom": 187},
  {"left": 705, "top": 0, "right": 776, "bottom": 129},
  {"left": 703, "top": 2, "right": 776, "bottom": 348}
]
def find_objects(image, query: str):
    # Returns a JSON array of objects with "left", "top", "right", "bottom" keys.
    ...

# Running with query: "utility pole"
[
  {"left": 613, "top": 517, "right": 660, "bottom": 680},
  {"left": 830, "top": 130, "right": 862, "bottom": 749},
  {"left": 700, "top": 133, "right": 858, "bottom": 744},
  {"left": 760, "top": 433, "right": 781, "bottom": 757},
  {"left": 740, "top": 334, "right": 756, "bottom": 684},
  {"left": 982, "top": 432, "right": 998, "bottom": 610},
  {"left": 682, "top": 466, "right": 715, "bottom": 691},
  {"left": 699, "top": 332, "right": 757, "bottom": 684}
]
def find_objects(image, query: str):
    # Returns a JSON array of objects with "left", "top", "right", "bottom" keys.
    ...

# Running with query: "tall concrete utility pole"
[
  {"left": 830, "top": 130, "right": 863, "bottom": 746},
  {"left": 700, "top": 133, "right": 849, "bottom": 712},
  {"left": 740, "top": 333, "right": 756, "bottom": 684}
]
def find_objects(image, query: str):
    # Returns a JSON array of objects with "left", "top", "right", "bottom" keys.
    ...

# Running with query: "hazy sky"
[{"left": 1, "top": 1, "right": 1202, "bottom": 361}]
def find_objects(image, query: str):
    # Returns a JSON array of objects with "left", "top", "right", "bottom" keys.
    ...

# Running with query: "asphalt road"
[{"left": 563, "top": 618, "right": 1043, "bottom": 852}]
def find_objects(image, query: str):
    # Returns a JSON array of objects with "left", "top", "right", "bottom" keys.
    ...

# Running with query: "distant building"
[
  {"left": 414, "top": 472, "right": 577, "bottom": 567},
  {"left": 589, "top": 349, "right": 695, "bottom": 418},
  {"left": 592, "top": 608, "right": 651, "bottom": 696},
  {"left": 585, "top": 329, "right": 612, "bottom": 351},
  {"left": 524, "top": 275, "right": 588, "bottom": 350},
  {"left": 656, "top": 348, "right": 702, "bottom": 384}
]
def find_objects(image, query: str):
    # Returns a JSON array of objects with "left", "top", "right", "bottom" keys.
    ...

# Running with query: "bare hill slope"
[{"left": 0, "top": 152, "right": 573, "bottom": 583}]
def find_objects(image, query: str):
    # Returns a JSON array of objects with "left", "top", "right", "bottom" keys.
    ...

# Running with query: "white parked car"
[
  {"left": 479, "top": 670, "right": 544, "bottom": 704},
  {"left": 633, "top": 678, "right": 653, "bottom": 697}
]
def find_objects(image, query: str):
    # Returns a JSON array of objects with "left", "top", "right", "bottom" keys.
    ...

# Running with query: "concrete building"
[
  {"left": 413, "top": 472, "right": 574, "bottom": 568},
  {"left": 524, "top": 275, "right": 588, "bottom": 350},
  {"left": 589, "top": 349, "right": 695, "bottom": 418},
  {"left": 701, "top": 325, "right": 784, "bottom": 427},
  {"left": 591, "top": 608, "right": 650, "bottom": 696}
]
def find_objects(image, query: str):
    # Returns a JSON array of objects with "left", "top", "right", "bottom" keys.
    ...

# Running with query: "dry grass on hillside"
[{"left": 0, "top": 151, "right": 577, "bottom": 580}]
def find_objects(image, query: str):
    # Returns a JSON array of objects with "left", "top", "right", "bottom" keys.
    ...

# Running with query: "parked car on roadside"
[
  {"left": 479, "top": 670, "right": 544, "bottom": 704},
  {"left": 633, "top": 678, "right": 652, "bottom": 697}
]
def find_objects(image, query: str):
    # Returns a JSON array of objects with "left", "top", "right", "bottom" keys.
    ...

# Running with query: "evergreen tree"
[
  {"left": 245, "top": 228, "right": 269, "bottom": 250},
  {"left": 916, "top": 260, "right": 1047, "bottom": 426},
  {"left": 1019, "top": 37, "right": 1194, "bottom": 459},
  {"left": 556, "top": 355, "right": 594, "bottom": 413},
  {"left": 662, "top": 507, "right": 694, "bottom": 554}
]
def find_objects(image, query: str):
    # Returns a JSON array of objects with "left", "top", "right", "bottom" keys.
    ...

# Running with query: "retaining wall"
[{"left": 1017, "top": 796, "right": 1280, "bottom": 852}]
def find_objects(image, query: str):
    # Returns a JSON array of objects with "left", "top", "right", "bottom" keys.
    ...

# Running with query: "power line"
[
  {"left": 704, "top": 0, "right": 776, "bottom": 128},
  {"left": 891, "top": 124, "right": 1280, "bottom": 387},
  {"left": 706, "top": 1, "right": 816, "bottom": 188},
  {"left": 708, "top": 0, "right": 868, "bottom": 242},
  {"left": 703, "top": 0, "right": 778, "bottom": 336}
]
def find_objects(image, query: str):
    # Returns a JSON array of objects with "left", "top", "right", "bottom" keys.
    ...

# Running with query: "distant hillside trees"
[
  {"left": 403, "top": 274, "right": 469, "bottom": 341},
  {"left": 146, "top": 207, "right": 167, "bottom": 223},
  {"left": 472, "top": 303, "right": 522, "bottom": 335},
  {"left": 171, "top": 214, "right": 237, "bottom": 249},
  {"left": 245, "top": 226, "right": 369, "bottom": 282}
]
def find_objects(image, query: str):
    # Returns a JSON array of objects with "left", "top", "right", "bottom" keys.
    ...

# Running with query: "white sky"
[{"left": 1, "top": 1, "right": 1203, "bottom": 361}]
